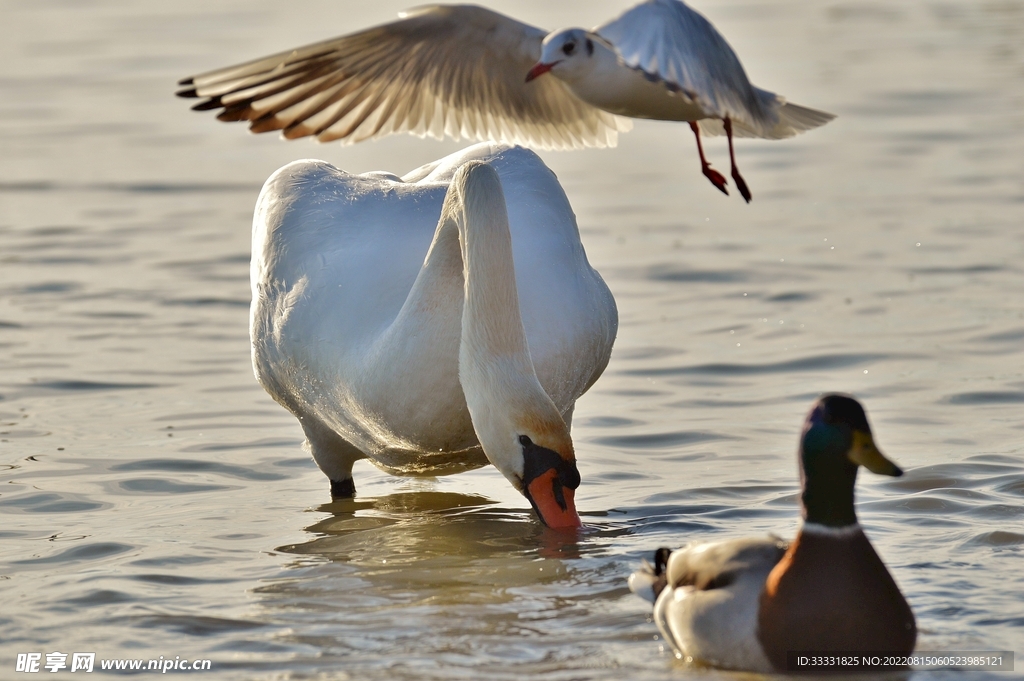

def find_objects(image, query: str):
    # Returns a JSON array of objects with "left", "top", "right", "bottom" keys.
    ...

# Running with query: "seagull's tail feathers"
[
  {"left": 698, "top": 89, "right": 835, "bottom": 140},
  {"left": 769, "top": 100, "right": 836, "bottom": 138}
]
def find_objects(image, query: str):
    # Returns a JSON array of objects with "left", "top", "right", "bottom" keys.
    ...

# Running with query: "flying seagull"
[{"left": 177, "top": 1, "right": 835, "bottom": 202}]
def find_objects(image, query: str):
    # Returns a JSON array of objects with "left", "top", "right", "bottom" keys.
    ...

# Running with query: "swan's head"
[
  {"left": 463, "top": 383, "right": 582, "bottom": 529},
  {"left": 526, "top": 28, "right": 596, "bottom": 83},
  {"left": 458, "top": 360, "right": 585, "bottom": 532},
  {"left": 516, "top": 425, "right": 581, "bottom": 530},
  {"left": 482, "top": 412, "right": 581, "bottom": 529}
]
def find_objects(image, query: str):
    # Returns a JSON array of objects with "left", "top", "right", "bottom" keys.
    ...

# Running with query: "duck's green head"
[{"left": 799, "top": 394, "right": 903, "bottom": 527}]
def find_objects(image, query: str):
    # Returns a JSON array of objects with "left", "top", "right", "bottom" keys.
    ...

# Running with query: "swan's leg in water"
[
  {"left": 689, "top": 121, "right": 728, "bottom": 196},
  {"left": 330, "top": 478, "right": 356, "bottom": 497},
  {"left": 297, "top": 415, "right": 366, "bottom": 498},
  {"left": 724, "top": 117, "right": 752, "bottom": 203}
]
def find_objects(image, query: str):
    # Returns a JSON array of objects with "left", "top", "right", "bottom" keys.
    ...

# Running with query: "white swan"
[
  {"left": 178, "top": 1, "right": 834, "bottom": 202},
  {"left": 250, "top": 144, "right": 617, "bottom": 528}
]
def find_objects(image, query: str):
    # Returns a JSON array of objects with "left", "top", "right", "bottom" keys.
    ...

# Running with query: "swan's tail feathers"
[{"left": 627, "top": 547, "right": 671, "bottom": 604}]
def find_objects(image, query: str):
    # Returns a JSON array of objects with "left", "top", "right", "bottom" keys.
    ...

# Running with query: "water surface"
[{"left": 1, "top": 0, "right": 1022, "bottom": 678}]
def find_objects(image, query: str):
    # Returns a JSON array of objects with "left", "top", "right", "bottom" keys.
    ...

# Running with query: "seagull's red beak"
[{"left": 525, "top": 62, "right": 555, "bottom": 83}]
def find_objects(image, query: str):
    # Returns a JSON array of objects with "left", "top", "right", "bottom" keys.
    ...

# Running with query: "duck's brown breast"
[{"left": 756, "top": 528, "right": 916, "bottom": 672}]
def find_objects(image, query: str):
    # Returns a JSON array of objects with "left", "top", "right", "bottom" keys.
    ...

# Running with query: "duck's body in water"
[{"left": 629, "top": 395, "right": 916, "bottom": 672}]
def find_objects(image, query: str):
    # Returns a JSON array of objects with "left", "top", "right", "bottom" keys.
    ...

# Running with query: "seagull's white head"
[{"left": 525, "top": 28, "right": 595, "bottom": 83}]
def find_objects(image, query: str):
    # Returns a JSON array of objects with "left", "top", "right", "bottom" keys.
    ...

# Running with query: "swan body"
[
  {"left": 178, "top": 1, "right": 834, "bottom": 201},
  {"left": 250, "top": 143, "right": 617, "bottom": 527},
  {"left": 629, "top": 395, "right": 916, "bottom": 672}
]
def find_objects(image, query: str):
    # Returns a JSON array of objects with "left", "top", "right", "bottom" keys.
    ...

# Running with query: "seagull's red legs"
[
  {"left": 689, "top": 121, "right": 728, "bottom": 196},
  {"left": 724, "top": 117, "right": 752, "bottom": 203}
]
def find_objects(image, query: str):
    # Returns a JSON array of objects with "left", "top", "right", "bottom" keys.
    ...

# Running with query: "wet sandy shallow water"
[{"left": 1, "top": 0, "right": 1023, "bottom": 678}]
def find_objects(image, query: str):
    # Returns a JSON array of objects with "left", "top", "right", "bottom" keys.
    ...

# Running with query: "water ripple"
[
  {"left": 592, "top": 430, "right": 730, "bottom": 449},
  {"left": 13, "top": 542, "right": 133, "bottom": 565},
  {"left": 626, "top": 352, "right": 897, "bottom": 376},
  {"left": 944, "top": 391, "right": 1024, "bottom": 405}
]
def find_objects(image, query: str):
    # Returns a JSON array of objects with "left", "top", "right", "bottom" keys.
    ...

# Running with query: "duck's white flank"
[{"left": 644, "top": 538, "right": 783, "bottom": 672}]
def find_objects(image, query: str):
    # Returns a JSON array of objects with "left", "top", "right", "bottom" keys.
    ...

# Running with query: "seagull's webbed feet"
[
  {"left": 689, "top": 121, "right": 728, "bottom": 196},
  {"left": 724, "top": 118, "right": 752, "bottom": 203}
]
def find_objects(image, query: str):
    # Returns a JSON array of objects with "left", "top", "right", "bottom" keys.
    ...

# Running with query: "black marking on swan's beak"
[{"left": 519, "top": 435, "right": 581, "bottom": 528}]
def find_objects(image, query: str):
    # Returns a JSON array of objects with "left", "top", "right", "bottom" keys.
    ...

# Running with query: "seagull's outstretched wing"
[
  {"left": 177, "top": 5, "right": 631, "bottom": 150},
  {"left": 597, "top": 0, "right": 769, "bottom": 130}
]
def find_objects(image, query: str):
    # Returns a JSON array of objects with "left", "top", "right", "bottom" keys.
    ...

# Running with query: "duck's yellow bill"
[{"left": 849, "top": 430, "right": 903, "bottom": 476}]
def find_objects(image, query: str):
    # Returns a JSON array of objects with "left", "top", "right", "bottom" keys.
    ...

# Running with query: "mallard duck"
[
  {"left": 250, "top": 144, "right": 617, "bottom": 528},
  {"left": 629, "top": 394, "right": 916, "bottom": 672}
]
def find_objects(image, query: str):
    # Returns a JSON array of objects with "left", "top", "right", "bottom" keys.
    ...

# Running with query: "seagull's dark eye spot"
[
  {"left": 518, "top": 435, "right": 532, "bottom": 447},
  {"left": 562, "top": 42, "right": 575, "bottom": 56}
]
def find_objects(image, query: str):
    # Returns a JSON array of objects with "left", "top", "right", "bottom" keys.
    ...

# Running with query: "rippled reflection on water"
[{"left": 2, "top": 0, "right": 1023, "bottom": 679}]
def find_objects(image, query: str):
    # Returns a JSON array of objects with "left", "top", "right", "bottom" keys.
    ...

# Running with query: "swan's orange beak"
[
  {"left": 526, "top": 469, "right": 581, "bottom": 529},
  {"left": 525, "top": 62, "right": 555, "bottom": 83}
]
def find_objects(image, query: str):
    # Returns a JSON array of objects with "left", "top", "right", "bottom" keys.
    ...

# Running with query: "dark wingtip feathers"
[
  {"left": 191, "top": 98, "right": 224, "bottom": 112},
  {"left": 249, "top": 116, "right": 288, "bottom": 134},
  {"left": 216, "top": 104, "right": 253, "bottom": 122},
  {"left": 177, "top": 76, "right": 195, "bottom": 87},
  {"left": 176, "top": 87, "right": 198, "bottom": 99}
]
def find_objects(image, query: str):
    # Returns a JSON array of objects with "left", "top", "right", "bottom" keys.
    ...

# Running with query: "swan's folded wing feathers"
[
  {"left": 596, "top": 0, "right": 770, "bottom": 131},
  {"left": 179, "top": 5, "right": 629, "bottom": 150}
]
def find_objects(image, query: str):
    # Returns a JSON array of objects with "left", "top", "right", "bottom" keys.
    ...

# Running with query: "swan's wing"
[
  {"left": 177, "top": 5, "right": 630, "bottom": 150},
  {"left": 596, "top": 0, "right": 770, "bottom": 130}
]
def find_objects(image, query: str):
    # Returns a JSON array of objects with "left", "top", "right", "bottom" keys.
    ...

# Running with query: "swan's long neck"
[
  {"left": 453, "top": 167, "right": 532, "bottom": 381},
  {"left": 446, "top": 163, "right": 561, "bottom": 433},
  {"left": 442, "top": 163, "right": 574, "bottom": 489}
]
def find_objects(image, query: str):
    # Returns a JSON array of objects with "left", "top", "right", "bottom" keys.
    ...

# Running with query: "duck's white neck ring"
[{"left": 801, "top": 521, "right": 862, "bottom": 538}]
